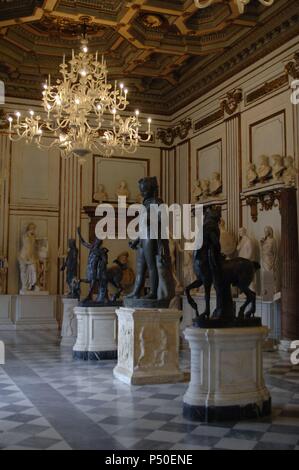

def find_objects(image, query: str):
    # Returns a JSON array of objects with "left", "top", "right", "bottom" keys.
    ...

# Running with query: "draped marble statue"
[
  {"left": 18, "top": 223, "right": 49, "bottom": 294},
  {"left": 237, "top": 227, "right": 257, "bottom": 291},
  {"left": 260, "top": 226, "right": 279, "bottom": 300}
]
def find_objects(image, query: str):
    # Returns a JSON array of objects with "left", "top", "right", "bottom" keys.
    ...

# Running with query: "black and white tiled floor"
[{"left": 0, "top": 330, "right": 299, "bottom": 450}]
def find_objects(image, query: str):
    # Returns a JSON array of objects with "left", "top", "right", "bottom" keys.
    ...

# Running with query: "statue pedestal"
[
  {"left": 15, "top": 295, "right": 58, "bottom": 330},
  {"left": 113, "top": 307, "right": 184, "bottom": 385},
  {"left": 60, "top": 298, "right": 78, "bottom": 346},
  {"left": 183, "top": 326, "right": 271, "bottom": 422},
  {"left": 73, "top": 306, "right": 117, "bottom": 360},
  {"left": 0, "top": 296, "right": 15, "bottom": 330}
]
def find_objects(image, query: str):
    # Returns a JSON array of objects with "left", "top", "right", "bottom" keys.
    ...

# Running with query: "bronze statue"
[
  {"left": 185, "top": 207, "right": 261, "bottom": 324},
  {"left": 77, "top": 228, "right": 109, "bottom": 304},
  {"left": 126, "top": 177, "right": 175, "bottom": 307},
  {"left": 61, "top": 239, "right": 78, "bottom": 298}
]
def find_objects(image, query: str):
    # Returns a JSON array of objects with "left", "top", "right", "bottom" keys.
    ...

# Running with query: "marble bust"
[
  {"left": 247, "top": 163, "right": 258, "bottom": 187},
  {"left": 191, "top": 180, "right": 203, "bottom": 203},
  {"left": 93, "top": 184, "right": 108, "bottom": 202},
  {"left": 257, "top": 155, "right": 272, "bottom": 183},
  {"left": 116, "top": 181, "right": 130, "bottom": 199},
  {"left": 201, "top": 179, "right": 210, "bottom": 198},
  {"left": 210, "top": 172, "right": 222, "bottom": 196},
  {"left": 272, "top": 155, "right": 285, "bottom": 182},
  {"left": 282, "top": 156, "right": 298, "bottom": 186}
]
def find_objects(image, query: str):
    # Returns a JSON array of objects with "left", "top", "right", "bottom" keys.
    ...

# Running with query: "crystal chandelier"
[
  {"left": 7, "top": 33, "right": 152, "bottom": 158},
  {"left": 194, "top": 0, "right": 274, "bottom": 13}
]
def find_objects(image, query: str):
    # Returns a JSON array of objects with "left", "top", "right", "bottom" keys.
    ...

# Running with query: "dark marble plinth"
[
  {"left": 183, "top": 398, "right": 271, "bottom": 423},
  {"left": 73, "top": 350, "right": 117, "bottom": 361}
]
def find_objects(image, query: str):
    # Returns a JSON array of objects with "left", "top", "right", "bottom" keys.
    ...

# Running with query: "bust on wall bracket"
[{"left": 241, "top": 184, "right": 285, "bottom": 222}]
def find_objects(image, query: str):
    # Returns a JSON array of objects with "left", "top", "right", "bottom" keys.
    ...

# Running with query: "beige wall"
[{"left": 0, "top": 36, "right": 298, "bottom": 294}]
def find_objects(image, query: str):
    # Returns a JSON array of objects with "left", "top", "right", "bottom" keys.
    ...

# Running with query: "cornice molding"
[{"left": 164, "top": 1, "right": 299, "bottom": 113}]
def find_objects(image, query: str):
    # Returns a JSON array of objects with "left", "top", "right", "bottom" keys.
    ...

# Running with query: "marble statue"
[
  {"left": 219, "top": 219, "right": 236, "bottom": 258},
  {"left": 272, "top": 155, "right": 285, "bottom": 182},
  {"left": 93, "top": 184, "right": 108, "bottom": 202},
  {"left": 126, "top": 177, "right": 175, "bottom": 307},
  {"left": 237, "top": 227, "right": 255, "bottom": 261},
  {"left": 237, "top": 227, "right": 256, "bottom": 291},
  {"left": 247, "top": 163, "right": 258, "bottom": 187},
  {"left": 191, "top": 180, "right": 203, "bottom": 203},
  {"left": 116, "top": 180, "right": 130, "bottom": 199},
  {"left": 257, "top": 155, "right": 272, "bottom": 183},
  {"left": 169, "top": 235, "right": 183, "bottom": 292},
  {"left": 260, "top": 226, "right": 279, "bottom": 299},
  {"left": 37, "top": 239, "right": 49, "bottom": 292},
  {"left": 210, "top": 172, "right": 222, "bottom": 196},
  {"left": 61, "top": 239, "right": 79, "bottom": 298},
  {"left": 18, "top": 223, "right": 39, "bottom": 293},
  {"left": 282, "top": 156, "right": 298, "bottom": 186},
  {"left": 201, "top": 179, "right": 210, "bottom": 198},
  {"left": 77, "top": 228, "right": 109, "bottom": 304}
]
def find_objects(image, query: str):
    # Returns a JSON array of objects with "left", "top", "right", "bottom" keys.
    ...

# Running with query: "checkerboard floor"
[{"left": 0, "top": 330, "right": 298, "bottom": 450}]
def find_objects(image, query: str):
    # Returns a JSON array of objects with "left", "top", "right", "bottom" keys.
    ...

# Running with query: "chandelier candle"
[{"left": 7, "top": 37, "right": 152, "bottom": 158}]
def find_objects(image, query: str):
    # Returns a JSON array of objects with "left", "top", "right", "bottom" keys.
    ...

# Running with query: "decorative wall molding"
[
  {"left": 157, "top": 118, "right": 192, "bottom": 147},
  {"left": 194, "top": 109, "right": 224, "bottom": 132},
  {"left": 246, "top": 74, "right": 288, "bottom": 104},
  {"left": 285, "top": 51, "right": 299, "bottom": 80},
  {"left": 242, "top": 186, "right": 283, "bottom": 222},
  {"left": 193, "top": 87, "right": 242, "bottom": 135},
  {"left": 220, "top": 89, "right": 243, "bottom": 117}
]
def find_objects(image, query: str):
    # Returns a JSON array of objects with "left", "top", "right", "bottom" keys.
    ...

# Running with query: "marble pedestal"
[
  {"left": 113, "top": 307, "right": 184, "bottom": 385},
  {"left": 0, "top": 295, "right": 58, "bottom": 330},
  {"left": 183, "top": 326, "right": 271, "bottom": 422},
  {"left": 15, "top": 295, "right": 57, "bottom": 330},
  {"left": 60, "top": 298, "right": 78, "bottom": 346},
  {"left": 73, "top": 306, "right": 117, "bottom": 360}
]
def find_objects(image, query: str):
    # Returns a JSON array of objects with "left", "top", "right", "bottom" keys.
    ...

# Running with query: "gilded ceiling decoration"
[{"left": 0, "top": 0, "right": 298, "bottom": 114}]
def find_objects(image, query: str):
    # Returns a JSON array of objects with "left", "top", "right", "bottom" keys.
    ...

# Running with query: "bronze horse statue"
[{"left": 185, "top": 208, "right": 260, "bottom": 320}]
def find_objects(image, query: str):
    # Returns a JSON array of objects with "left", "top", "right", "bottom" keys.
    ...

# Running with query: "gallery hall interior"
[{"left": 0, "top": 0, "right": 299, "bottom": 452}]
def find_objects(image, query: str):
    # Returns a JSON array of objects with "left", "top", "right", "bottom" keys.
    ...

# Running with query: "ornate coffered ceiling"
[{"left": 0, "top": 0, "right": 298, "bottom": 114}]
